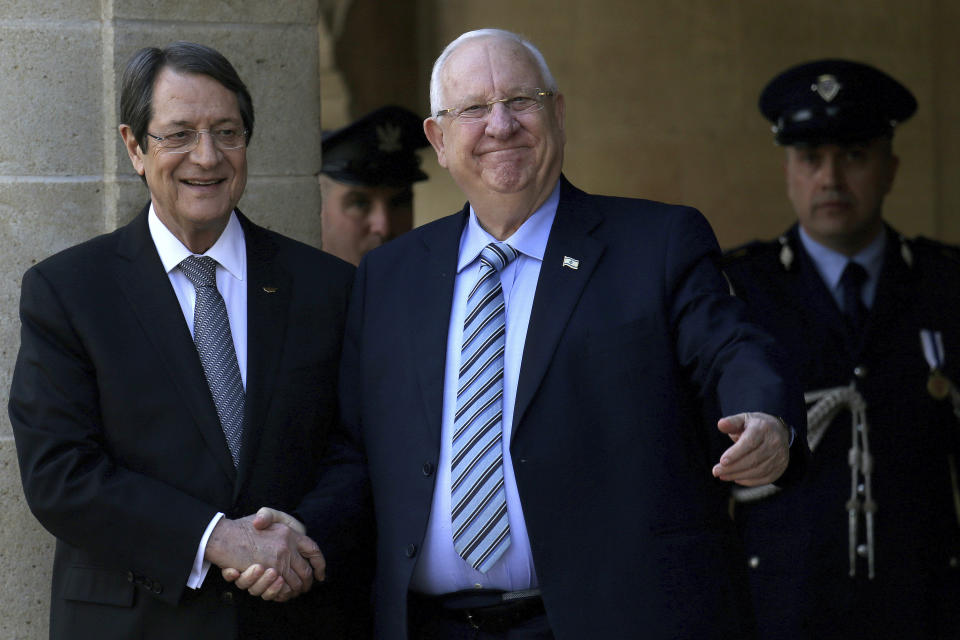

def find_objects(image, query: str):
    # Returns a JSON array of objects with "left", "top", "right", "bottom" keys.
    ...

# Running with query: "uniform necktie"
[
  {"left": 452, "top": 242, "right": 519, "bottom": 572},
  {"left": 179, "top": 256, "right": 245, "bottom": 467},
  {"left": 840, "top": 261, "right": 869, "bottom": 336}
]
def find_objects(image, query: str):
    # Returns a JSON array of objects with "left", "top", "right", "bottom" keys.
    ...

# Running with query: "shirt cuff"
[{"left": 187, "top": 512, "right": 225, "bottom": 589}]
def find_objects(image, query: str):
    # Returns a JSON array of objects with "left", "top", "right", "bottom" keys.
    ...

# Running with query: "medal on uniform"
[
  {"left": 920, "top": 329, "right": 953, "bottom": 400},
  {"left": 928, "top": 370, "right": 950, "bottom": 400}
]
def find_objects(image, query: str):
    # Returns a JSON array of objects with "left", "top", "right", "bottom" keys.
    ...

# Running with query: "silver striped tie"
[
  {"left": 179, "top": 256, "right": 245, "bottom": 467},
  {"left": 452, "top": 241, "right": 519, "bottom": 572}
]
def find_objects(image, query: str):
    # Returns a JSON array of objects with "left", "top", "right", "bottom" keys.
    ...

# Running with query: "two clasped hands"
[{"left": 214, "top": 412, "right": 789, "bottom": 602}]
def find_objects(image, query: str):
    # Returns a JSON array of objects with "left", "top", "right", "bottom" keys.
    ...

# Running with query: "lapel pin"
[
  {"left": 262, "top": 286, "right": 278, "bottom": 293},
  {"left": 562, "top": 256, "right": 580, "bottom": 270}
]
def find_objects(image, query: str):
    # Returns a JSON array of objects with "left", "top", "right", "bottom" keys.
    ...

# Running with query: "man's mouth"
[{"left": 182, "top": 178, "right": 225, "bottom": 186}]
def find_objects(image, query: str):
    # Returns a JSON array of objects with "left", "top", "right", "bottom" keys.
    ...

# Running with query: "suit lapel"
[
  {"left": 234, "top": 213, "right": 291, "bottom": 497},
  {"left": 512, "top": 179, "right": 605, "bottom": 437},
  {"left": 113, "top": 205, "right": 237, "bottom": 480},
  {"left": 410, "top": 211, "right": 464, "bottom": 445}
]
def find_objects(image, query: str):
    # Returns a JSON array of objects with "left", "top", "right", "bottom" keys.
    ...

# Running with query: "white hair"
[{"left": 428, "top": 28, "right": 558, "bottom": 117}]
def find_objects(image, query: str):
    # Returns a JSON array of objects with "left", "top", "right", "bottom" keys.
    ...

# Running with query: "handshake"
[{"left": 205, "top": 507, "right": 322, "bottom": 603}]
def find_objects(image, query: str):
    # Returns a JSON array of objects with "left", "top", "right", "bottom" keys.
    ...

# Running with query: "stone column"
[{"left": 0, "top": 2, "right": 322, "bottom": 637}]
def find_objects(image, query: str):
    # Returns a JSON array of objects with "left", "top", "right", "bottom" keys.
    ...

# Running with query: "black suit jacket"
[
  {"left": 301, "top": 178, "right": 808, "bottom": 639},
  {"left": 9, "top": 205, "right": 368, "bottom": 639}
]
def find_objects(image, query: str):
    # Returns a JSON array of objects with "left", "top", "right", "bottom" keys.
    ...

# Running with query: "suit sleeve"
[
  {"left": 295, "top": 259, "right": 374, "bottom": 582},
  {"left": 8, "top": 266, "right": 218, "bottom": 605},
  {"left": 663, "top": 208, "right": 809, "bottom": 484}
]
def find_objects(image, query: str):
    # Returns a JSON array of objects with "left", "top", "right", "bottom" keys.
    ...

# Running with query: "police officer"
[
  {"left": 319, "top": 105, "right": 429, "bottom": 265},
  {"left": 724, "top": 59, "right": 960, "bottom": 639}
]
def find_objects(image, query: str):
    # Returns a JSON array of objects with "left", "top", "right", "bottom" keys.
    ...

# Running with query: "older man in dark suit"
[
  {"left": 8, "top": 42, "right": 368, "bottom": 638},
  {"left": 236, "top": 28, "right": 808, "bottom": 639}
]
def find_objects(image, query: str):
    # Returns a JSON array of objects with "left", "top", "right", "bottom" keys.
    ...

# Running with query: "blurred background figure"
[
  {"left": 724, "top": 59, "right": 960, "bottom": 640},
  {"left": 319, "top": 105, "right": 429, "bottom": 265}
]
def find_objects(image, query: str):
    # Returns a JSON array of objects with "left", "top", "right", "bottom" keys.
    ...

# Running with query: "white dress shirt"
[
  {"left": 410, "top": 181, "right": 560, "bottom": 594},
  {"left": 147, "top": 204, "right": 247, "bottom": 588}
]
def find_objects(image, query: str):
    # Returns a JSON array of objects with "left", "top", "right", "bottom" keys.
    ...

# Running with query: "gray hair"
[{"left": 428, "top": 29, "right": 558, "bottom": 117}]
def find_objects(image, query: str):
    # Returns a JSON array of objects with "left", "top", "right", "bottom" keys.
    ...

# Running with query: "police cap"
[
  {"left": 321, "top": 105, "right": 429, "bottom": 187},
  {"left": 759, "top": 59, "right": 916, "bottom": 145}
]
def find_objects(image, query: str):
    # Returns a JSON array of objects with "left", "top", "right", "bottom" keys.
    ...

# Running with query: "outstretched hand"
[{"left": 713, "top": 412, "right": 790, "bottom": 486}]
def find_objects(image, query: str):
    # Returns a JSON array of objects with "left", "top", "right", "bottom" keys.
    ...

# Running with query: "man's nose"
[
  {"left": 817, "top": 154, "right": 844, "bottom": 187},
  {"left": 484, "top": 102, "right": 519, "bottom": 138},
  {"left": 367, "top": 204, "right": 390, "bottom": 237},
  {"left": 189, "top": 131, "right": 221, "bottom": 167}
]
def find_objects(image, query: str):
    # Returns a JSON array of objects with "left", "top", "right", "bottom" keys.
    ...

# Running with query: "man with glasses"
[
  {"left": 319, "top": 105, "right": 429, "bottom": 266},
  {"left": 236, "top": 28, "right": 808, "bottom": 638},
  {"left": 8, "top": 42, "right": 369, "bottom": 638},
  {"left": 724, "top": 59, "right": 960, "bottom": 639}
]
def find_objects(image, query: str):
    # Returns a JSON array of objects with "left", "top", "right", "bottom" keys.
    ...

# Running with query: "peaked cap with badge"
[
  {"left": 759, "top": 58, "right": 917, "bottom": 146},
  {"left": 321, "top": 105, "right": 429, "bottom": 188}
]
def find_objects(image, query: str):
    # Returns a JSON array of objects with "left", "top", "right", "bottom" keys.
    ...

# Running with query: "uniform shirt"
[
  {"left": 410, "top": 180, "right": 560, "bottom": 594},
  {"left": 148, "top": 204, "right": 248, "bottom": 588},
  {"left": 797, "top": 225, "right": 885, "bottom": 311}
]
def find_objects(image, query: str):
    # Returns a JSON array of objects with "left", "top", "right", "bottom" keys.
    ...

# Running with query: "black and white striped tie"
[
  {"left": 452, "top": 241, "right": 519, "bottom": 572},
  {"left": 179, "top": 256, "right": 245, "bottom": 467}
]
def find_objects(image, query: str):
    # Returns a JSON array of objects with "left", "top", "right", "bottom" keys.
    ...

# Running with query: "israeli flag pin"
[{"left": 562, "top": 256, "right": 580, "bottom": 270}]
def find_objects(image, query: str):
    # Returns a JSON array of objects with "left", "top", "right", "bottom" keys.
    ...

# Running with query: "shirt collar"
[
  {"left": 798, "top": 224, "right": 886, "bottom": 291},
  {"left": 148, "top": 203, "right": 246, "bottom": 281},
  {"left": 457, "top": 180, "right": 561, "bottom": 273}
]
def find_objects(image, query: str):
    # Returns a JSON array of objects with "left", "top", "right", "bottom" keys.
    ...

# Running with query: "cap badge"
[
  {"left": 811, "top": 74, "right": 842, "bottom": 102},
  {"left": 376, "top": 122, "right": 403, "bottom": 152}
]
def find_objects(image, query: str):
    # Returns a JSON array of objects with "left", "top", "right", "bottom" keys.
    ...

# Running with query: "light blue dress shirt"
[
  {"left": 798, "top": 225, "right": 886, "bottom": 311},
  {"left": 410, "top": 181, "right": 561, "bottom": 595}
]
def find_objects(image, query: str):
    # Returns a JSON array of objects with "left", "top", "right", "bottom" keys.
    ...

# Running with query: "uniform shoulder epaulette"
[
  {"left": 721, "top": 239, "right": 780, "bottom": 267},
  {"left": 909, "top": 235, "right": 960, "bottom": 267}
]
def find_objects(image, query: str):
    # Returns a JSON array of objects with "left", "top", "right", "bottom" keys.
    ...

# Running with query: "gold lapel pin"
[{"left": 262, "top": 286, "right": 278, "bottom": 293}]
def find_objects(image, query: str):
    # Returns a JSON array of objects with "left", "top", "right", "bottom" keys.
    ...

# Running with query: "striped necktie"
[
  {"left": 452, "top": 241, "right": 519, "bottom": 572},
  {"left": 179, "top": 255, "right": 245, "bottom": 467}
]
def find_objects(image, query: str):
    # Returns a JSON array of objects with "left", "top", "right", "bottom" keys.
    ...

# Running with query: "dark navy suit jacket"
[{"left": 303, "top": 177, "right": 807, "bottom": 639}]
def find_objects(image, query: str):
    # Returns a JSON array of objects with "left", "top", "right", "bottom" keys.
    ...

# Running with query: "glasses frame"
[
  {"left": 435, "top": 89, "right": 555, "bottom": 122},
  {"left": 145, "top": 128, "right": 249, "bottom": 154}
]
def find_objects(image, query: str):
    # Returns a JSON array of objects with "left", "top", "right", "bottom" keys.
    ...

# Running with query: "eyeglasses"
[
  {"left": 435, "top": 89, "right": 554, "bottom": 124},
  {"left": 145, "top": 127, "right": 248, "bottom": 153}
]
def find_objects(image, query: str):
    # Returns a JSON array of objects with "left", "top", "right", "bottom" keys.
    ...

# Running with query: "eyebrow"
[{"left": 159, "top": 117, "right": 242, "bottom": 128}]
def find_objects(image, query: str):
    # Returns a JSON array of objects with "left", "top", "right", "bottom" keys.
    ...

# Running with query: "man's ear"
[
  {"left": 118, "top": 124, "right": 146, "bottom": 176},
  {"left": 424, "top": 118, "right": 448, "bottom": 169}
]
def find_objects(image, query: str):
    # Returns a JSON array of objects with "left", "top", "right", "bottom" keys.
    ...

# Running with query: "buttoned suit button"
[
  {"left": 221, "top": 591, "right": 234, "bottom": 604},
  {"left": 152, "top": 583, "right": 163, "bottom": 595},
  {"left": 854, "top": 365, "right": 868, "bottom": 378},
  {"left": 856, "top": 544, "right": 869, "bottom": 558},
  {"left": 422, "top": 462, "right": 434, "bottom": 476},
  {"left": 405, "top": 543, "right": 418, "bottom": 558},
  {"left": 748, "top": 555, "right": 760, "bottom": 569}
]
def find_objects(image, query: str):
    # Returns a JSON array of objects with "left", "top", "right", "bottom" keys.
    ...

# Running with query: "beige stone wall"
[
  {"left": 407, "top": 0, "right": 960, "bottom": 248},
  {"left": 0, "top": 2, "right": 323, "bottom": 637}
]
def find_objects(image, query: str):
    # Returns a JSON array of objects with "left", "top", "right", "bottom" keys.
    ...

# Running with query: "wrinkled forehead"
[{"left": 441, "top": 37, "right": 545, "bottom": 102}]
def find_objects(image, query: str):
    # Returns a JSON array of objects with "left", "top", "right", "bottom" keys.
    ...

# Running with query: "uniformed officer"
[
  {"left": 319, "top": 105, "right": 429, "bottom": 265},
  {"left": 724, "top": 59, "right": 960, "bottom": 639}
]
